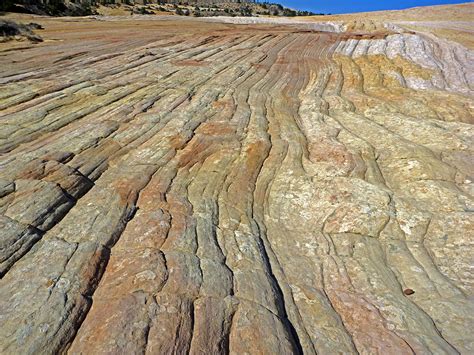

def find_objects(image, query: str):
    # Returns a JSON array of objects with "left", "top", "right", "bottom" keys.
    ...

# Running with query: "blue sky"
[{"left": 279, "top": 0, "right": 471, "bottom": 14}]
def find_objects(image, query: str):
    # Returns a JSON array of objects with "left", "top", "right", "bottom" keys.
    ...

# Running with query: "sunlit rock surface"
[{"left": 0, "top": 4, "right": 473, "bottom": 354}]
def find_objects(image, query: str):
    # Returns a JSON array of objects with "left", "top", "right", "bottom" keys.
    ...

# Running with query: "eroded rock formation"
[{"left": 0, "top": 5, "right": 473, "bottom": 354}]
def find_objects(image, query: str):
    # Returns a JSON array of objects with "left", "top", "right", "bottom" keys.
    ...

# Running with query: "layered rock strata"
[{"left": 0, "top": 11, "right": 473, "bottom": 354}]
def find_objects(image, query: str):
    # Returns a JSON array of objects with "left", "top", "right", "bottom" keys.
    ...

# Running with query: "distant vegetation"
[
  {"left": 0, "top": 19, "right": 43, "bottom": 42},
  {"left": 2, "top": 0, "right": 324, "bottom": 17},
  {"left": 2, "top": 0, "right": 96, "bottom": 16}
]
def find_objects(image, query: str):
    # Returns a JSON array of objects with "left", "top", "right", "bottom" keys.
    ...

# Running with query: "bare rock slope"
[{"left": 0, "top": 4, "right": 473, "bottom": 354}]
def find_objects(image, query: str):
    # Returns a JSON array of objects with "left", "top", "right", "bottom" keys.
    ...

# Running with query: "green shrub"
[{"left": 0, "top": 0, "right": 14, "bottom": 12}]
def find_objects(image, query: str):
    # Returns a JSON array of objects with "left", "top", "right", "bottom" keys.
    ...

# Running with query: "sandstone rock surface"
[{"left": 0, "top": 4, "right": 473, "bottom": 354}]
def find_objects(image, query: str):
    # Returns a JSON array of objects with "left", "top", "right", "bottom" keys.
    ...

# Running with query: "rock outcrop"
[{"left": 0, "top": 5, "right": 473, "bottom": 354}]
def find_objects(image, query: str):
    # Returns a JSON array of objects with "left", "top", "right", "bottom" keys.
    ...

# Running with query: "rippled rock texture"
[{"left": 0, "top": 7, "right": 473, "bottom": 354}]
